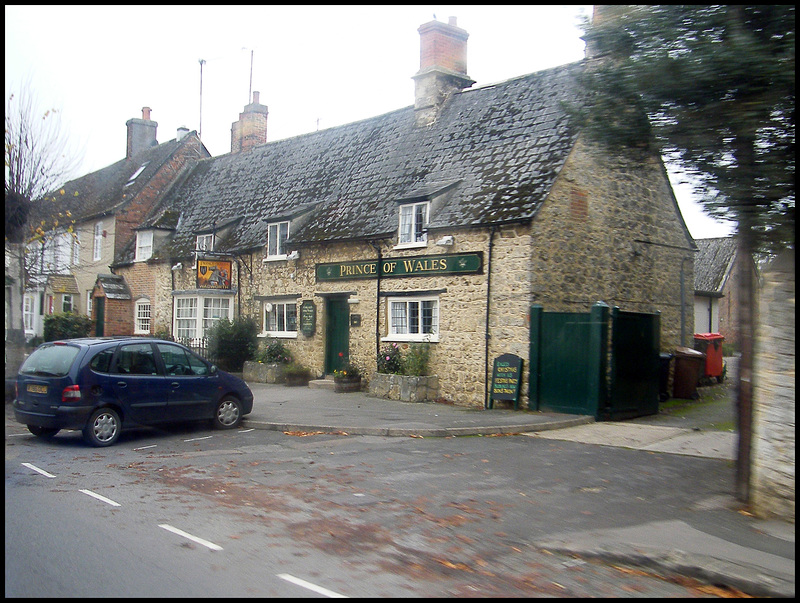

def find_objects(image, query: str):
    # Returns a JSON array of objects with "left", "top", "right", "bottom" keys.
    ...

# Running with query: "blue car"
[{"left": 14, "top": 337, "right": 254, "bottom": 447}]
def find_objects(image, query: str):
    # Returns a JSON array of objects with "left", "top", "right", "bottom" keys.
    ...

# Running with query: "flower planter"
[
  {"left": 334, "top": 378, "right": 362, "bottom": 393},
  {"left": 242, "top": 361, "right": 286, "bottom": 384},
  {"left": 369, "top": 372, "right": 439, "bottom": 402}
]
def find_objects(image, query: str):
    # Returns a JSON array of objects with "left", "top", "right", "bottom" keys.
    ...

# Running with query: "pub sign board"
[
  {"left": 316, "top": 252, "right": 483, "bottom": 281},
  {"left": 197, "top": 259, "right": 232, "bottom": 290},
  {"left": 299, "top": 300, "right": 316, "bottom": 337},
  {"left": 489, "top": 353, "right": 524, "bottom": 409}
]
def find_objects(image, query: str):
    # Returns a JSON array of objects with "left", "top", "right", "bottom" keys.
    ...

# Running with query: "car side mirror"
[{"left": 209, "top": 364, "right": 218, "bottom": 375}]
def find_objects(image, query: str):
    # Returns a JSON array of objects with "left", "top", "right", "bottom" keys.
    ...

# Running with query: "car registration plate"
[{"left": 27, "top": 384, "right": 48, "bottom": 394}]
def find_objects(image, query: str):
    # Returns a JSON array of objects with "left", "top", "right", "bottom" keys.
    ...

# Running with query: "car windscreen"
[{"left": 19, "top": 344, "right": 81, "bottom": 377}]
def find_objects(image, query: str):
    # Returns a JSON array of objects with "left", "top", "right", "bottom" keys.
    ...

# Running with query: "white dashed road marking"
[
  {"left": 80, "top": 489, "right": 122, "bottom": 507},
  {"left": 158, "top": 524, "right": 223, "bottom": 551},
  {"left": 21, "top": 462, "right": 56, "bottom": 478},
  {"left": 277, "top": 574, "right": 348, "bottom": 598}
]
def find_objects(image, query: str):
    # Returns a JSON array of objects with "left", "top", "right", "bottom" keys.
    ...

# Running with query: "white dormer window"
[
  {"left": 196, "top": 234, "right": 214, "bottom": 252},
  {"left": 266, "top": 221, "right": 289, "bottom": 260},
  {"left": 398, "top": 201, "right": 429, "bottom": 246},
  {"left": 135, "top": 230, "right": 153, "bottom": 261}
]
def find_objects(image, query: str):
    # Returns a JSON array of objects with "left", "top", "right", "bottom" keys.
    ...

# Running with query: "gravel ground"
[{"left": 631, "top": 356, "right": 738, "bottom": 432}]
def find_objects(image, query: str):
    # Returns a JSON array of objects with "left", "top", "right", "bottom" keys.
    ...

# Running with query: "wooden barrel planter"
[{"left": 334, "top": 378, "right": 362, "bottom": 393}]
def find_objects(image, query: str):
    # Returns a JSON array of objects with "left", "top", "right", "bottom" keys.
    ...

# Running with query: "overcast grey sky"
[{"left": 5, "top": 4, "right": 733, "bottom": 239}]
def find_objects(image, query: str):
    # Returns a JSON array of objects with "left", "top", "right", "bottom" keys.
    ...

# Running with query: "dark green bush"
[
  {"left": 43, "top": 313, "right": 92, "bottom": 341},
  {"left": 404, "top": 342, "right": 431, "bottom": 376},
  {"left": 206, "top": 316, "right": 259, "bottom": 372}
]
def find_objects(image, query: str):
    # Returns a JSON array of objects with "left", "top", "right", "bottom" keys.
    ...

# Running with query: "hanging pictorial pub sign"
[
  {"left": 316, "top": 252, "right": 483, "bottom": 281},
  {"left": 197, "top": 259, "right": 232, "bottom": 290}
]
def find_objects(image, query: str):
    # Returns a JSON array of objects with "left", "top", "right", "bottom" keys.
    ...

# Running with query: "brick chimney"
[
  {"left": 126, "top": 107, "right": 158, "bottom": 160},
  {"left": 412, "top": 16, "right": 475, "bottom": 127},
  {"left": 231, "top": 91, "right": 268, "bottom": 154}
]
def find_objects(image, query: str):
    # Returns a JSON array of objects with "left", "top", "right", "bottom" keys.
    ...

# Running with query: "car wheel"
[
  {"left": 213, "top": 396, "right": 242, "bottom": 429},
  {"left": 83, "top": 408, "right": 121, "bottom": 447},
  {"left": 27, "top": 425, "right": 60, "bottom": 438}
]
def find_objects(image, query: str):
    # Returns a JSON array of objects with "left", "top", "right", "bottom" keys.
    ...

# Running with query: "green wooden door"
[
  {"left": 94, "top": 297, "right": 105, "bottom": 337},
  {"left": 325, "top": 298, "right": 350, "bottom": 374}
]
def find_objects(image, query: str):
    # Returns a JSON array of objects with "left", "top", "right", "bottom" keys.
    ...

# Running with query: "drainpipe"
[
  {"left": 680, "top": 256, "right": 692, "bottom": 346},
  {"left": 370, "top": 241, "right": 383, "bottom": 361},
  {"left": 483, "top": 226, "right": 497, "bottom": 409},
  {"left": 236, "top": 257, "right": 241, "bottom": 318}
]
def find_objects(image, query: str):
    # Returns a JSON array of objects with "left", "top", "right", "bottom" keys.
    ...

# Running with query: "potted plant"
[
  {"left": 243, "top": 339, "right": 293, "bottom": 383},
  {"left": 370, "top": 342, "right": 439, "bottom": 402},
  {"left": 333, "top": 361, "right": 362, "bottom": 393},
  {"left": 283, "top": 362, "right": 312, "bottom": 387}
]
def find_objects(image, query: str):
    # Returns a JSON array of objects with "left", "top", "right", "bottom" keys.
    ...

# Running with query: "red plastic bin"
[{"left": 693, "top": 333, "right": 725, "bottom": 382}]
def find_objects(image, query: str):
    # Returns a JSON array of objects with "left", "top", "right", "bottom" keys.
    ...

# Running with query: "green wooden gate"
[{"left": 528, "top": 302, "right": 660, "bottom": 420}]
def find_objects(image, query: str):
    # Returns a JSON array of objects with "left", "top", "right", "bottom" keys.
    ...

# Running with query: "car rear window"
[{"left": 19, "top": 344, "right": 80, "bottom": 377}]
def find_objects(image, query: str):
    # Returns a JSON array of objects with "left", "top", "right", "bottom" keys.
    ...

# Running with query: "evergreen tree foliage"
[{"left": 576, "top": 5, "right": 794, "bottom": 254}]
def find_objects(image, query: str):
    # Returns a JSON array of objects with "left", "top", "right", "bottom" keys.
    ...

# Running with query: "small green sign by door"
[{"left": 299, "top": 300, "right": 316, "bottom": 337}]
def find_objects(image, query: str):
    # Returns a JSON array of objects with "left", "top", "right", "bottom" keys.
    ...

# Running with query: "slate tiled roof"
[
  {"left": 31, "top": 135, "right": 198, "bottom": 226},
  {"left": 95, "top": 274, "right": 131, "bottom": 300},
  {"left": 46, "top": 274, "right": 79, "bottom": 294},
  {"left": 694, "top": 237, "right": 737, "bottom": 295},
  {"left": 150, "top": 62, "right": 584, "bottom": 260}
]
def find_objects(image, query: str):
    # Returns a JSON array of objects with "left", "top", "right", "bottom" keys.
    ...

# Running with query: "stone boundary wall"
[{"left": 751, "top": 250, "right": 795, "bottom": 521}]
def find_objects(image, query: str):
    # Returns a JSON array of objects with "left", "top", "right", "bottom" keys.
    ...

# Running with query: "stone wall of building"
[
  {"left": 530, "top": 138, "right": 695, "bottom": 350},
  {"left": 751, "top": 250, "right": 795, "bottom": 521}
]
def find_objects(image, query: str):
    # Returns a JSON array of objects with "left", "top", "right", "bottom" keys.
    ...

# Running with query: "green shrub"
[
  {"left": 206, "top": 316, "right": 259, "bottom": 372},
  {"left": 43, "top": 312, "right": 92, "bottom": 341},
  {"left": 404, "top": 342, "right": 431, "bottom": 376},
  {"left": 256, "top": 339, "right": 293, "bottom": 364},
  {"left": 283, "top": 362, "right": 312, "bottom": 384}
]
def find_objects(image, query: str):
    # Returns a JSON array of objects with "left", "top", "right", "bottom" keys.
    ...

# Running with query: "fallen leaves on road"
[{"left": 282, "top": 430, "right": 349, "bottom": 437}]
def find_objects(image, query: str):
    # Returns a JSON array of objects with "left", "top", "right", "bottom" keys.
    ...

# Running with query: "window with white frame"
[
  {"left": 62, "top": 294, "right": 74, "bottom": 313},
  {"left": 398, "top": 201, "right": 429, "bottom": 245},
  {"left": 93, "top": 221, "right": 103, "bottom": 261},
  {"left": 196, "top": 234, "right": 214, "bottom": 252},
  {"left": 202, "top": 297, "right": 230, "bottom": 334},
  {"left": 135, "top": 231, "right": 153, "bottom": 261},
  {"left": 386, "top": 295, "right": 439, "bottom": 342},
  {"left": 23, "top": 295, "right": 35, "bottom": 332},
  {"left": 86, "top": 291, "right": 93, "bottom": 318},
  {"left": 174, "top": 295, "right": 231, "bottom": 341},
  {"left": 262, "top": 299, "right": 298, "bottom": 337},
  {"left": 134, "top": 299, "right": 151, "bottom": 334},
  {"left": 266, "top": 221, "right": 289, "bottom": 259},
  {"left": 193, "top": 234, "right": 214, "bottom": 268},
  {"left": 175, "top": 297, "right": 198, "bottom": 340},
  {"left": 72, "top": 232, "right": 80, "bottom": 266}
]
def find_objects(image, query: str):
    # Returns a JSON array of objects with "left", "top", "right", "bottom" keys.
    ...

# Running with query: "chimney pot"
[
  {"left": 413, "top": 17, "right": 474, "bottom": 127},
  {"left": 252, "top": 91, "right": 260, "bottom": 104},
  {"left": 448, "top": 16, "right": 457, "bottom": 26},
  {"left": 126, "top": 106, "right": 158, "bottom": 159}
]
